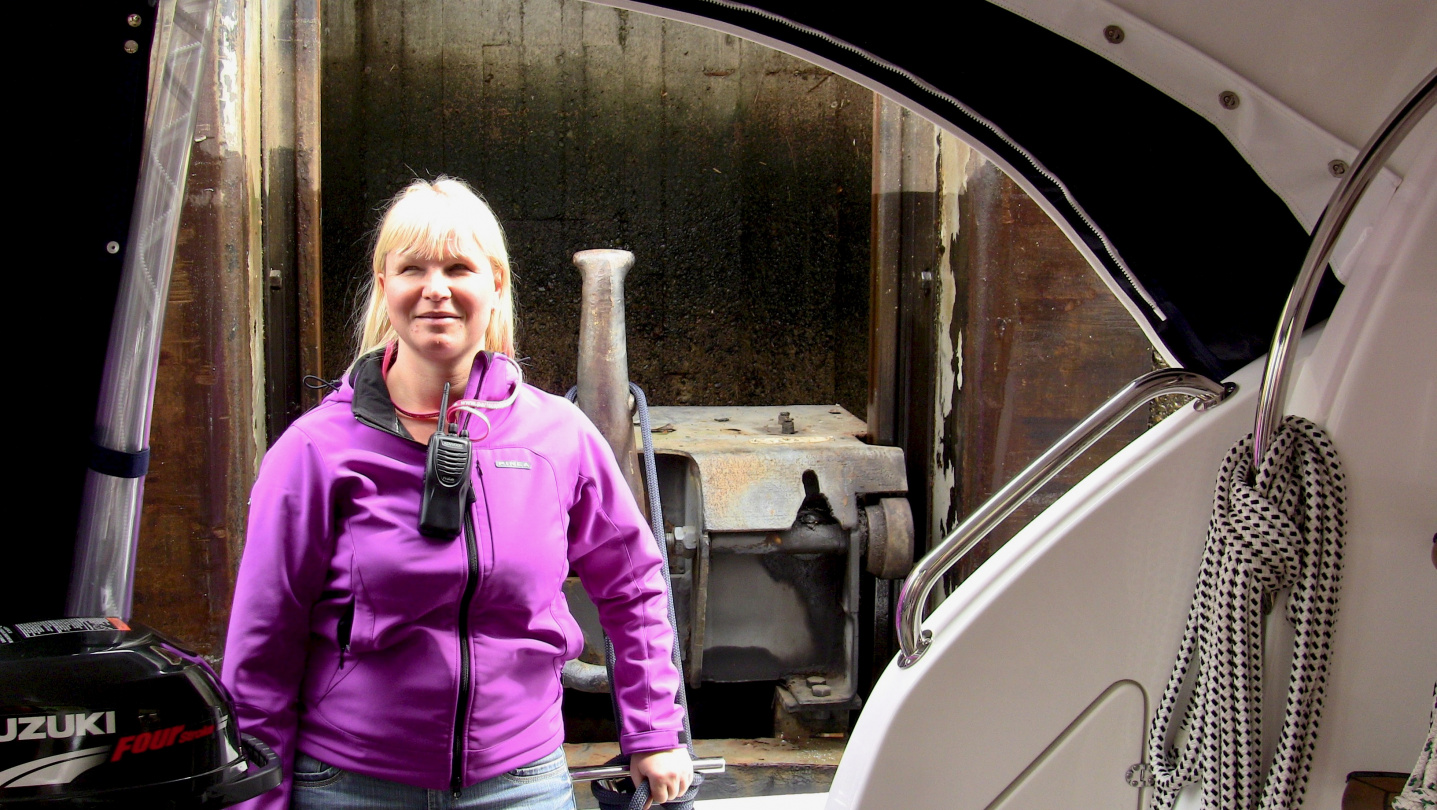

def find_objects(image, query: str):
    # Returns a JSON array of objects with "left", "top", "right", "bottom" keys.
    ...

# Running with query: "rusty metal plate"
[{"left": 646, "top": 406, "right": 907, "bottom": 532}]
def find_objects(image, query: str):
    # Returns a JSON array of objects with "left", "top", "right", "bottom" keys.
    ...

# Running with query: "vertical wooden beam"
[
  {"left": 867, "top": 95, "right": 901, "bottom": 447},
  {"left": 295, "top": 0, "right": 323, "bottom": 403},
  {"left": 896, "top": 108, "right": 939, "bottom": 560},
  {"left": 261, "top": 0, "right": 297, "bottom": 439},
  {"left": 864, "top": 97, "right": 941, "bottom": 685},
  {"left": 930, "top": 132, "right": 976, "bottom": 556},
  {"left": 320, "top": 0, "right": 360, "bottom": 375},
  {"left": 862, "top": 96, "right": 900, "bottom": 686},
  {"left": 947, "top": 160, "right": 1155, "bottom": 585},
  {"left": 869, "top": 100, "right": 942, "bottom": 548},
  {"left": 261, "top": 0, "right": 323, "bottom": 441},
  {"left": 134, "top": 0, "right": 265, "bottom": 660}
]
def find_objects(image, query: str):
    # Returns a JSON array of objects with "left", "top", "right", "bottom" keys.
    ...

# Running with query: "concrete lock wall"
[{"left": 320, "top": 0, "right": 874, "bottom": 410}]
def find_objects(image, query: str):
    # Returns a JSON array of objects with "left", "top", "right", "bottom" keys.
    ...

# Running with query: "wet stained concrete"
[{"left": 321, "top": 0, "right": 871, "bottom": 416}]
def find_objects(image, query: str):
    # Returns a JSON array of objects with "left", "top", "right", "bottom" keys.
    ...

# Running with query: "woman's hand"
[{"left": 629, "top": 747, "right": 693, "bottom": 808}]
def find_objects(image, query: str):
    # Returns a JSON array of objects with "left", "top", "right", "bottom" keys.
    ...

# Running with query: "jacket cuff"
[{"left": 619, "top": 729, "right": 685, "bottom": 755}]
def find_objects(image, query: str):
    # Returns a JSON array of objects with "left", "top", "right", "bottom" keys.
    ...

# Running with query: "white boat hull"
[{"left": 821, "top": 117, "right": 1437, "bottom": 810}]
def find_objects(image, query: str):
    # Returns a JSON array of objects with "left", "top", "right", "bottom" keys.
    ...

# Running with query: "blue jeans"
[{"left": 289, "top": 747, "right": 576, "bottom": 810}]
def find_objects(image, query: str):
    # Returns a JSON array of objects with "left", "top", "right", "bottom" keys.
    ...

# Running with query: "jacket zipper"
[
  {"left": 451, "top": 485, "right": 481, "bottom": 797},
  {"left": 354, "top": 362, "right": 499, "bottom": 794},
  {"left": 357, "top": 403, "right": 478, "bottom": 794},
  {"left": 354, "top": 413, "right": 413, "bottom": 442}
]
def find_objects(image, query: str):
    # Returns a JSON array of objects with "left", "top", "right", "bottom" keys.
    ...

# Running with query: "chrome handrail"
[
  {"left": 1252, "top": 67, "right": 1437, "bottom": 468},
  {"left": 896, "top": 369, "right": 1234, "bottom": 667},
  {"left": 569, "top": 756, "right": 727, "bottom": 783}
]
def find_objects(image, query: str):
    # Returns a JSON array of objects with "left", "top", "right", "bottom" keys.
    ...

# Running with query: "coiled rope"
[
  {"left": 1129, "top": 415, "right": 1346, "bottom": 810},
  {"left": 1394, "top": 683, "right": 1437, "bottom": 810}
]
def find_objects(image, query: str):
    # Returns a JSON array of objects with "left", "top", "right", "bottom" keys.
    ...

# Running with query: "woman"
[{"left": 221, "top": 178, "right": 692, "bottom": 809}]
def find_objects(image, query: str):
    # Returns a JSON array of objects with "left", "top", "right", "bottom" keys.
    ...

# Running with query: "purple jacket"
[{"left": 221, "top": 351, "right": 684, "bottom": 809}]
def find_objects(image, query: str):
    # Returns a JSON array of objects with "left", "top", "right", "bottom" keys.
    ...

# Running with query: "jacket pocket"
[
  {"left": 336, "top": 597, "right": 355, "bottom": 668},
  {"left": 291, "top": 752, "right": 346, "bottom": 787},
  {"left": 501, "top": 747, "right": 570, "bottom": 783},
  {"left": 554, "top": 596, "right": 586, "bottom": 661},
  {"left": 314, "top": 598, "right": 360, "bottom": 701}
]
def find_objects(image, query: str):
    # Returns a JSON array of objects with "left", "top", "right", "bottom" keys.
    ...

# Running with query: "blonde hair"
[{"left": 354, "top": 177, "right": 516, "bottom": 362}]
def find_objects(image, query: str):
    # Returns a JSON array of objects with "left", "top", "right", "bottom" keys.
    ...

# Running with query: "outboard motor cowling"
[{"left": 0, "top": 618, "right": 278, "bottom": 807}]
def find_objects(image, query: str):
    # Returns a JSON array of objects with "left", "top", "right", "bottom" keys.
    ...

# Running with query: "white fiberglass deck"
[{"left": 696, "top": 794, "right": 829, "bottom": 810}]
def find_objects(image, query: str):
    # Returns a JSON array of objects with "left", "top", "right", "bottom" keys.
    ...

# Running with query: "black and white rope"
[
  {"left": 1130, "top": 415, "right": 1346, "bottom": 810},
  {"left": 1393, "top": 683, "right": 1437, "bottom": 810}
]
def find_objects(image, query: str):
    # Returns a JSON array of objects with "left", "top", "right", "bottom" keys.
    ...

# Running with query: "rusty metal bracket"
[{"left": 647, "top": 405, "right": 907, "bottom": 532}]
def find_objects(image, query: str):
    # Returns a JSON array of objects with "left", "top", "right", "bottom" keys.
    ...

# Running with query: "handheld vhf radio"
[{"left": 419, "top": 383, "right": 472, "bottom": 539}]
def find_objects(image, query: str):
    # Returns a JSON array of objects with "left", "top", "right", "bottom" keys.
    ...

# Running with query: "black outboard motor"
[{"left": 0, "top": 618, "right": 278, "bottom": 807}]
